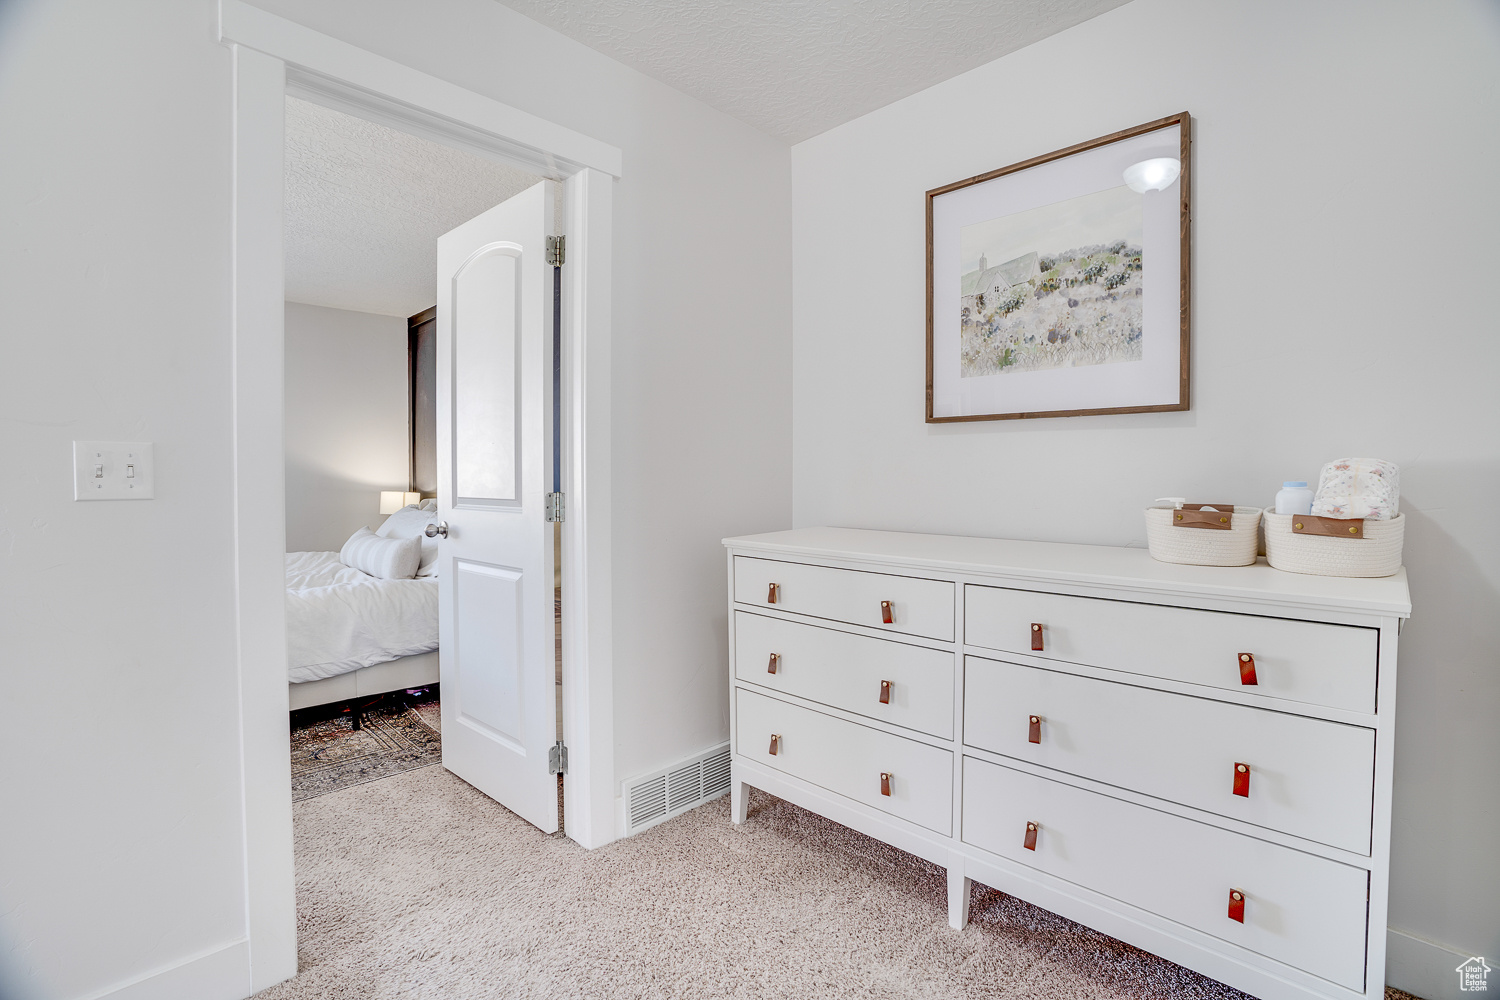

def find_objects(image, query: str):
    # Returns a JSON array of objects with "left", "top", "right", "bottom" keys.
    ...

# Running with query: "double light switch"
[{"left": 73, "top": 441, "right": 154, "bottom": 500}]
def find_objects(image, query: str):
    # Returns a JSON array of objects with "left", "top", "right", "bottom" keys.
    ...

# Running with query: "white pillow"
[
  {"left": 377, "top": 504, "right": 440, "bottom": 577},
  {"left": 340, "top": 527, "right": 421, "bottom": 580}
]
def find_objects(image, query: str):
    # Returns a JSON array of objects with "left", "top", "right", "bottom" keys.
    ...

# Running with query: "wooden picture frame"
[{"left": 926, "top": 112, "right": 1191, "bottom": 422}]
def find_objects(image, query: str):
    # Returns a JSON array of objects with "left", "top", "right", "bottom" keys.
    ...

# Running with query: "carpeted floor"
[{"left": 258, "top": 762, "right": 1425, "bottom": 1000}]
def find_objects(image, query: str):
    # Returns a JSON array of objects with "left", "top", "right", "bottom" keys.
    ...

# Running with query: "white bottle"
[{"left": 1275, "top": 481, "right": 1314, "bottom": 515}]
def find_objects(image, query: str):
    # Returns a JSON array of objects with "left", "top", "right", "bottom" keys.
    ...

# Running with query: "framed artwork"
[{"left": 926, "top": 112, "right": 1190, "bottom": 422}]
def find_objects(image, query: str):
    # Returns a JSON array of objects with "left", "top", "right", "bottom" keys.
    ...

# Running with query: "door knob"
[{"left": 424, "top": 521, "right": 448, "bottom": 538}]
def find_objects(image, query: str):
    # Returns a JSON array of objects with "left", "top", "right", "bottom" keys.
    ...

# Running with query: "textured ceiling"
[
  {"left": 494, "top": 0, "right": 1132, "bottom": 142},
  {"left": 284, "top": 97, "right": 542, "bottom": 317}
]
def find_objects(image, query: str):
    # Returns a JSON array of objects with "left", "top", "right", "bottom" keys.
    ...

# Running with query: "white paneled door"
[{"left": 435, "top": 181, "right": 559, "bottom": 833}]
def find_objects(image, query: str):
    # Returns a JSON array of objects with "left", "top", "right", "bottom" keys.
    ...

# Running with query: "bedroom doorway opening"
[
  {"left": 280, "top": 95, "right": 573, "bottom": 830},
  {"left": 227, "top": 11, "right": 621, "bottom": 983}
]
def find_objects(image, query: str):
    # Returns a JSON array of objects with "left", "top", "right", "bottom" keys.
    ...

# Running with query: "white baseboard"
[
  {"left": 1386, "top": 926, "right": 1483, "bottom": 1000},
  {"left": 87, "top": 939, "right": 251, "bottom": 1000}
]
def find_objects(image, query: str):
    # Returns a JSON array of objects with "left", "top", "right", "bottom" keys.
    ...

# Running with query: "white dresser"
[{"left": 724, "top": 527, "right": 1409, "bottom": 1000}]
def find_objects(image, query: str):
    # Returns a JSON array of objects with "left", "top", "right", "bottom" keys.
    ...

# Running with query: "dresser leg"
[
  {"left": 731, "top": 778, "right": 748, "bottom": 824},
  {"left": 947, "top": 867, "right": 971, "bottom": 930}
]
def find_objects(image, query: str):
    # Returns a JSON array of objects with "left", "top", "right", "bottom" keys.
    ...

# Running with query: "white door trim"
[
  {"left": 223, "top": 5, "right": 620, "bottom": 991},
  {"left": 219, "top": 0, "right": 622, "bottom": 179},
  {"left": 560, "top": 169, "right": 614, "bottom": 849}
]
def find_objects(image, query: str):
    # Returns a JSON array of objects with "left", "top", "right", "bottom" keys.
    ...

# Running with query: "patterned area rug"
[{"left": 289, "top": 687, "right": 441, "bottom": 802}]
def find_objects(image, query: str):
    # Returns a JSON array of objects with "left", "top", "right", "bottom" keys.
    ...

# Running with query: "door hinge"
[
  {"left": 549, "top": 740, "right": 569, "bottom": 775},
  {"left": 546, "top": 235, "right": 565, "bottom": 267},
  {"left": 546, "top": 492, "right": 565, "bottom": 522}
]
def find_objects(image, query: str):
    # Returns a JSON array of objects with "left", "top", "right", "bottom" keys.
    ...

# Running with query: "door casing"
[{"left": 223, "top": 4, "right": 620, "bottom": 991}]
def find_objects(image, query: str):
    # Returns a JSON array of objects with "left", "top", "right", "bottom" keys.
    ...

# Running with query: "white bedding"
[{"left": 286, "top": 551, "right": 438, "bottom": 684}]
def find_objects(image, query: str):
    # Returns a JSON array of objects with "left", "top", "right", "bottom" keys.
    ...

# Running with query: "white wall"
[
  {"left": 0, "top": 0, "right": 790, "bottom": 998},
  {"left": 790, "top": 1, "right": 1500, "bottom": 996},
  {"left": 283, "top": 301, "right": 409, "bottom": 552},
  {"left": 0, "top": 3, "right": 249, "bottom": 999}
]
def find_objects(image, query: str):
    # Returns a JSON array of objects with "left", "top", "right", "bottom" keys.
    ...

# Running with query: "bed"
[{"left": 285, "top": 546, "right": 439, "bottom": 712}]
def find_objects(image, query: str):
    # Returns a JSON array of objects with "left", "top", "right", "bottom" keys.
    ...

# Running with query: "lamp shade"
[
  {"left": 1122, "top": 157, "right": 1181, "bottom": 194},
  {"left": 379, "top": 491, "right": 422, "bottom": 514}
]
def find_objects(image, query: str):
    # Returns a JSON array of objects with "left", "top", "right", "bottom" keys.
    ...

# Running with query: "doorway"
[
  {"left": 223, "top": 5, "right": 621, "bottom": 990},
  {"left": 279, "top": 97, "right": 550, "bottom": 815}
]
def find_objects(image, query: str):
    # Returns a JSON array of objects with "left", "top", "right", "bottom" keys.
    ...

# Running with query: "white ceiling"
[
  {"left": 284, "top": 97, "right": 542, "bottom": 317},
  {"left": 494, "top": 0, "right": 1132, "bottom": 143}
]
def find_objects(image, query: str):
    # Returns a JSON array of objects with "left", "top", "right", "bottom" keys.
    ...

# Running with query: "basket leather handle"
[
  {"left": 1292, "top": 514, "right": 1365, "bottom": 538},
  {"left": 1173, "top": 504, "right": 1235, "bottom": 530}
]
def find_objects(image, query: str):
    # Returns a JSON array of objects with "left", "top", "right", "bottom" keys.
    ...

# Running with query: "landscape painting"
[{"left": 958, "top": 184, "right": 1143, "bottom": 378}]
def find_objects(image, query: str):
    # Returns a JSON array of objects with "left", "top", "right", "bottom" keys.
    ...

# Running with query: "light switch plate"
[{"left": 74, "top": 441, "right": 155, "bottom": 500}]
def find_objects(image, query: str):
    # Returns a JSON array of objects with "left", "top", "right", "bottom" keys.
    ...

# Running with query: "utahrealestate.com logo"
[{"left": 1458, "top": 956, "right": 1492, "bottom": 992}]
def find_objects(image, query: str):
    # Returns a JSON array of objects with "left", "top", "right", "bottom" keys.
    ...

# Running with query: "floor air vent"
[{"left": 624, "top": 742, "right": 731, "bottom": 835}]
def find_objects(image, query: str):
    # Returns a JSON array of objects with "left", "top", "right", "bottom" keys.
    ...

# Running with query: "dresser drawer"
[
  {"left": 735, "top": 556, "right": 954, "bottom": 641},
  {"left": 962, "top": 757, "right": 1368, "bottom": 991},
  {"left": 964, "top": 585, "right": 1377, "bottom": 714},
  {"left": 735, "top": 612, "right": 955, "bottom": 739},
  {"left": 736, "top": 687, "right": 952, "bottom": 834},
  {"left": 965, "top": 657, "right": 1374, "bottom": 853}
]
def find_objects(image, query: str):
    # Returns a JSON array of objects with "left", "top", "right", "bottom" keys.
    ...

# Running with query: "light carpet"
[{"left": 260, "top": 767, "right": 1421, "bottom": 999}]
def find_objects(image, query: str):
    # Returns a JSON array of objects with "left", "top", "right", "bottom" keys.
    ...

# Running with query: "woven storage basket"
[
  {"left": 1262, "top": 508, "right": 1405, "bottom": 577},
  {"left": 1145, "top": 505, "right": 1262, "bottom": 567}
]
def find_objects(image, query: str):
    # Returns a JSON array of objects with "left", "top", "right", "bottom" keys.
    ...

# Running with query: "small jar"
[{"left": 1275, "top": 481, "right": 1314, "bottom": 516}]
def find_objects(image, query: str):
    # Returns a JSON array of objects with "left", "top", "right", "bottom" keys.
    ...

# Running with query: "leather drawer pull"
[
  {"left": 1228, "top": 889, "right": 1246, "bottom": 923},
  {"left": 1024, "top": 822, "right": 1039, "bottom": 851},
  {"left": 767, "top": 583, "right": 779, "bottom": 604},
  {"left": 1238, "top": 653, "right": 1258, "bottom": 686},
  {"left": 1174, "top": 503, "right": 1235, "bottom": 530},
  {"left": 768, "top": 733, "right": 781, "bottom": 756},
  {"left": 1234, "top": 762, "right": 1250, "bottom": 798},
  {"left": 880, "top": 772, "right": 892, "bottom": 796},
  {"left": 1028, "top": 715, "right": 1042, "bottom": 744},
  {"left": 880, "top": 600, "right": 894, "bottom": 625},
  {"left": 879, "top": 679, "right": 892, "bottom": 705},
  {"left": 1292, "top": 514, "right": 1365, "bottom": 538},
  {"left": 767, "top": 652, "right": 780, "bottom": 675},
  {"left": 1031, "top": 623, "right": 1044, "bottom": 651}
]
